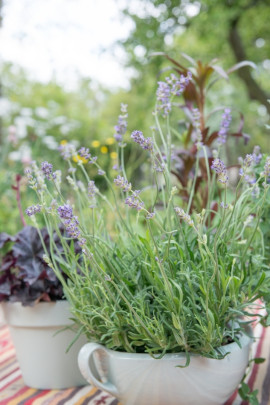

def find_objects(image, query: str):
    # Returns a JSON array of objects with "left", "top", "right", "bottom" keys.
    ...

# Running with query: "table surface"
[{"left": 0, "top": 320, "right": 270, "bottom": 405}]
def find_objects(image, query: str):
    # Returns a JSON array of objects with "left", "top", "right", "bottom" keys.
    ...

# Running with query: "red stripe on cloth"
[
  {"left": 240, "top": 326, "right": 267, "bottom": 405},
  {"left": 19, "top": 388, "right": 50, "bottom": 405},
  {"left": 0, "top": 385, "right": 28, "bottom": 404}
]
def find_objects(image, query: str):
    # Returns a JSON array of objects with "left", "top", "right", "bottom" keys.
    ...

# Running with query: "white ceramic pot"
[
  {"left": 2, "top": 300, "right": 87, "bottom": 389},
  {"left": 78, "top": 329, "right": 252, "bottom": 405}
]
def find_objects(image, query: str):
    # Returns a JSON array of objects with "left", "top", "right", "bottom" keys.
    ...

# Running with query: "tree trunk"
[{"left": 228, "top": 17, "right": 270, "bottom": 114}]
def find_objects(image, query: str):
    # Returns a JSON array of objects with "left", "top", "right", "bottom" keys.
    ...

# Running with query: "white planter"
[
  {"left": 2, "top": 300, "right": 87, "bottom": 389},
  {"left": 78, "top": 329, "right": 252, "bottom": 405}
]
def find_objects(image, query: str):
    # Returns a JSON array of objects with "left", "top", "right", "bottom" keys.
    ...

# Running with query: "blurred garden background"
[{"left": 0, "top": 0, "right": 269, "bottom": 235}]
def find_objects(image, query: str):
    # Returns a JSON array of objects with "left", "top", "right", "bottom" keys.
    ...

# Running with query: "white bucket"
[{"left": 2, "top": 300, "right": 87, "bottom": 389}]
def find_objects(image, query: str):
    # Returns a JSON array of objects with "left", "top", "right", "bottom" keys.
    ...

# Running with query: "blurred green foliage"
[
  {"left": 1, "top": 0, "right": 269, "bottom": 234},
  {"left": 119, "top": 0, "right": 270, "bottom": 150}
]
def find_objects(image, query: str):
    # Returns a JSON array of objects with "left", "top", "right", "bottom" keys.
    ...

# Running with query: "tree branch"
[{"left": 228, "top": 17, "right": 270, "bottom": 114}]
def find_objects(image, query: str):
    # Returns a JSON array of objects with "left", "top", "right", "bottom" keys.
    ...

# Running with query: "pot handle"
[{"left": 78, "top": 343, "right": 118, "bottom": 397}]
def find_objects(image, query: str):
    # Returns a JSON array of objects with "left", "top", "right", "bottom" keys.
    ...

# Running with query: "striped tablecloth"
[{"left": 0, "top": 321, "right": 269, "bottom": 405}]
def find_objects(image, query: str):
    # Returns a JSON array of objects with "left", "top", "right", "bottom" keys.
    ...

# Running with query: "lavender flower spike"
[
  {"left": 131, "top": 130, "right": 153, "bottom": 151},
  {"left": 59, "top": 143, "right": 76, "bottom": 160},
  {"left": 114, "top": 103, "right": 128, "bottom": 143},
  {"left": 156, "top": 81, "right": 171, "bottom": 116},
  {"left": 57, "top": 204, "right": 73, "bottom": 219},
  {"left": 25, "top": 204, "right": 41, "bottom": 217},
  {"left": 88, "top": 181, "right": 98, "bottom": 198},
  {"left": 252, "top": 146, "right": 262, "bottom": 164},
  {"left": 114, "top": 175, "right": 132, "bottom": 192},
  {"left": 58, "top": 204, "right": 81, "bottom": 239},
  {"left": 174, "top": 207, "right": 194, "bottom": 226},
  {"left": 264, "top": 157, "right": 270, "bottom": 177},
  {"left": 78, "top": 147, "right": 91, "bottom": 160},
  {"left": 156, "top": 71, "right": 192, "bottom": 117},
  {"left": 125, "top": 195, "right": 144, "bottom": 211},
  {"left": 41, "top": 161, "right": 55, "bottom": 180},
  {"left": 217, "top": 108, "right": 232, "bottom": 144},
  {"left": 211, "top": 158, "right": 226, "bottom": 174},
  {"left": 211, "top": 158, "right": 228, "bottom": 185}
]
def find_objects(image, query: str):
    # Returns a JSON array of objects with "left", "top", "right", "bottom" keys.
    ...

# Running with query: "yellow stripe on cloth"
[
  {"left": 31, "top": 389, "right": 60, "bottom": 405},
  {"left": 8, "top": 387, "right": 37, "bottom": 405},
  {"left": 66, "top": 386, "right": 97, "bottom": 405},
  {"left": 40, "top": 388, "right": 75, "bottom": 405}
]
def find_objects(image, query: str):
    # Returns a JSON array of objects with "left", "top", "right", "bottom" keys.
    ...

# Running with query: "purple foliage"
[{"left": 0, "top": 226, "right": 81, "bottom": 306}]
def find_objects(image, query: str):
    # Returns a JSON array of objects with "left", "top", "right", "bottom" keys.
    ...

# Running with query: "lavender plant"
[{"left": 25, "top": 72, "right": 270, "bottom": 358}]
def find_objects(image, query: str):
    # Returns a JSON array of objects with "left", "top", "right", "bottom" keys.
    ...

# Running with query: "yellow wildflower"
[
  {"left": 100, "top": 146, "right": 108, "bottom": 154},
  {"left": 73, "top": 155, "right": 88, "bottom": 164},
  {"left": 92, "top": 140, "right": 100, "bottom": 148},
  {"left": 60, "top": 140, "right": 68, "bottom": 145},
  {"left": 110, "top": 152, "right": 118, "bottom": 159},
  {"left": 105, "top": 137, "right": 115, "bottom": 145}
]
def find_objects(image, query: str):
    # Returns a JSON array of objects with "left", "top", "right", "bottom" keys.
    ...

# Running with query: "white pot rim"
[
  {"left": 97, "top": 325, "right": 252, "bottom": 360},
  {"left": 1, "top": 300, "right": 74, "bottom": 327}
]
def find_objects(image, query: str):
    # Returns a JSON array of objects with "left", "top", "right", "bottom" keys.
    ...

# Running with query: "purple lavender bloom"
[
  {"left": 58, "top": 204, "right": 81, "bottom": 239},
  {"left": 78, "top": 147, "right": 91, "bottom": 160},
  {"left": 59, "top": 143, "right": 76, "bottom": 160},
  {"left": 131, "top": 130, "right": 153, "bottom": 151},
  {"left": 88, "top": 181, "right": 98, "bottom": 198},
  {"left": 211, "top": 158, "right": 228, "bottom": 184},
  {"left": 211, "top": 158, "right": 226, "bottom": 174},
  {"left": 146, "top": 212, "right": 155, "bottom": 219},
  {"left": 243, "top": 154, "right": 253, "bottom": 168},
  {"left": 217, "top": 108, "right": 232, "bottom": 144},
  {"left": 174, "top": 207, "right": 194, "bottom": 226},
  {"left": 252, "top": 185, "right": 260, "bottom": 198},
  {"left": 98, "top": 169, "right": 105, "bottom": 176},
  {"left": 41, "top": 161, "right": 55, "bottom": 180},
  {"left": 264, "top": 157, "right": 270, "bottom": 177},
  {"left": 114, "top": 175, "right": 132, "bottom": 192},
  {"left": 125, "top": 195, "right": 144, "bottom": 211},
  {"left": 153, "top": 160, "right": 165, "bottom": 172},
  {"left": 89, "top": 156, "right": 97, "bottom": 164},
  {"left": 218, "top": 170, "right": 229, "bottom": 184},
  {"left": 168, "top": 72, "right": 192, "bottom": 96},
  {"left": 57, "top": 204, "right": 73, "bottom": 220},
  {"left": 78, "top": 238, "right": 86, "bottom": 246},
  {"left": 25, "top": 204, "right": 41, "bottom": 216},
  {"left": 192, "top": 108, "right": 202, "bottom": 145},
  {"left": 64, "top": 218, "right": 81, "bottom": 239},
  {"left": 156, "top": 81, "right": 171, "bottom": 116},
  {"left": 156, "top": 71, "right": 192, "bottom": 116},
  {"left": 244, "top": 175, "right": 256, "bottom": 185},
  {"left": 252, "top": 146, "right": 262, "bottom": 165},
  {"left": 114, "top": 103, "right": 128, "bottom": 143},
  {"left": 220, "top": 202, "right": 228, "bottom": 209},
  {"left": 88, "top": 181, "right": 98, "bottom": 208},
  {"left": 239, "top": 154, "right": 255, "bottom": 178}
]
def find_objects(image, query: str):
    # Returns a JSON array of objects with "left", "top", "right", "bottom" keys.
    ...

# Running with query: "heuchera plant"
[
  {"left": 0, "top": 225, "right": 73, "bottom": 305},
  {"left": 24, "top": 65, "right": 270, "bottom": 363}
]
